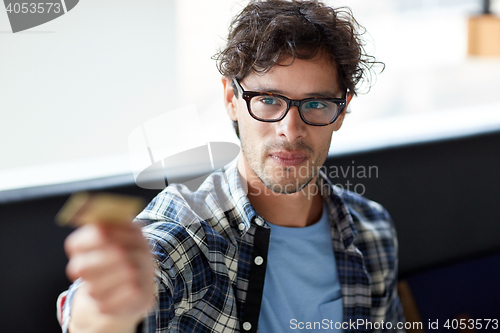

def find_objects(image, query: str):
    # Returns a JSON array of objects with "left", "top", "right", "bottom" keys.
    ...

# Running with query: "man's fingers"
[
  {"left": 64, "top": 224, "right": 107, "bottom": 257},
  {"left": 63, "top": 220, "right": 155, "bottom": 318},
  {"left": 65, "top": 223, "right": 148, "bottom": 258},
  {"left": 85, "top": 262, "right": 138, "bottom": 300},
  {"left": 102, "top": 224, "right": 150, "bottom": 250},
  {"left": 66, "top": 243, "right": 152, "bottom": 281},
  {"left": 75, "top": 269, "right": 156, "bottom": 317},
  {"left": 66, "top": 245, "right": 121, "bottom": 281}
]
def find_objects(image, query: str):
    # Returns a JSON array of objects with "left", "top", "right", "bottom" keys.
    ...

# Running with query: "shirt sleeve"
[
  {"left": 139, "top": 276, "right": 172, "bottom": 333},
  {"left": 60, "top": 278, "right": 84, "bottom": 333},
  {"left": 139, "top": 240, "right": 183, "bottom": 332},
  {"left": 383, "top": 270, "right": 406, "bottom": 332},
  {"left": 382, "top": 209, "right": 406, "bottom": 332}
]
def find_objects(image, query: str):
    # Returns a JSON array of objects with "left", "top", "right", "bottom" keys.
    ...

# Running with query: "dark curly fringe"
[{"left": 213, "top": 0, "right": 384, "bottom": 96}]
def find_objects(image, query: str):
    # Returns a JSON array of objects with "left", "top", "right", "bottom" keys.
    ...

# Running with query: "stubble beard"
[
  {"left": 259, "top": 165, "right": 315, "bottom": 194},
  {"left": 241, "top": 137, "right": 326, "bottom": 195}
]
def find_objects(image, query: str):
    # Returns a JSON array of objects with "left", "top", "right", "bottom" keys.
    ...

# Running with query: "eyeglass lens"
[{"left": 250, "top": 95, "right": 339, "bottom": 124}]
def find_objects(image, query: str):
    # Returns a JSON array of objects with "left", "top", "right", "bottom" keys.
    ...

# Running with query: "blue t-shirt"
[{"left": 258, "top": 203, "right": 343, "bottom": 332}]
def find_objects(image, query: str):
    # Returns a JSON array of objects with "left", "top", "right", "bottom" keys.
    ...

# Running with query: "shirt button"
[
  {"left": 255, "top": 218, "right": 263, "bottom": 226},
  {"left": 238, "top": 223, "right": 245, "bottom": 231},
  {"left": 254, "top": 256, "right": 264, "bottom": 266},
  {"left": 243, "top": 322, "right": 252, "bottom": 331}
]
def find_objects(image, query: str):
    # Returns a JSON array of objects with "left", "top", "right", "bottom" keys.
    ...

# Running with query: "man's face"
[{"left": 224, "top": 53, "right": 351, "bottom": 194}]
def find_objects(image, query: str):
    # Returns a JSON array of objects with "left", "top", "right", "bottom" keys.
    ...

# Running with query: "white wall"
[{"left": 0, "top": 0, "right": 176, "bottom": 171}]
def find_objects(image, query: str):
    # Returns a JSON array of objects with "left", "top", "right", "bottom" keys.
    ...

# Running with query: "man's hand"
[{"left": 64, "top": 224, "right": 156, "bottom": 333}]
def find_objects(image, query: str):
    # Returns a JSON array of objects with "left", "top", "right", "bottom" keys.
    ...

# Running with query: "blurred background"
[
  {"left": 1, "top": 0, "right": 499, "bottom": 331},
  {"left": 1, "top": 0, "right": 500, "bottom": 186}
]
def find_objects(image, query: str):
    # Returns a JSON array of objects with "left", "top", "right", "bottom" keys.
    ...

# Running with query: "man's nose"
[{"left": 275, "top": 106, "right": 307, "bottom": 142}]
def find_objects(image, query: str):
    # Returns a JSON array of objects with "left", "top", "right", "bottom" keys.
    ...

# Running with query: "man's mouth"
[{"left": 269, "top": 151, "right": 308, "bottom": 166}]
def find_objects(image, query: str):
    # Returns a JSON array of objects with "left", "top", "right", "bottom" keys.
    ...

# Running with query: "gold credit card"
[{"left": 56, "top": 192, "right": 146, "bottom": 227}]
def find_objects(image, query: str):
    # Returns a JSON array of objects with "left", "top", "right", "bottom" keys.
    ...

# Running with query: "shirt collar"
[
  {"left": 318, "top": 170, "right": 358, "bottom": 249},
  {"left": 224, "top": 161, "right": 357, "bottom": 244},
  {"left": 223, "top": 160, "right": 257, "bottom": 235}
]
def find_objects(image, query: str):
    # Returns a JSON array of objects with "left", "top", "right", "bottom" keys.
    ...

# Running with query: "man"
[{"left": 61, "top": 1, "right": 405, "bottom": 332}]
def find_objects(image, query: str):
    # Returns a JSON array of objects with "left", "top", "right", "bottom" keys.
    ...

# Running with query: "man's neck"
[{"left": 238, "top": 157, "right": 323, "bottom": 228}]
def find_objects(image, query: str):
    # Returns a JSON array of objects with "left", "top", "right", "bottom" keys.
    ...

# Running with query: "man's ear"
[
  {"left": 332, "top": 93, "right": 353, "bottom": 132},
  {"left": 222, "top": 77, "right": 238, "bottom": 121}
]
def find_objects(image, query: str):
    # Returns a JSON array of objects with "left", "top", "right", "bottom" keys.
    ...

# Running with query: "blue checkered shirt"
[{"left": 62, "top": 161, "right": 404, "bottom": 332}]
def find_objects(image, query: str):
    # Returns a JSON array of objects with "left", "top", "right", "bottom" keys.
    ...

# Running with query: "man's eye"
[
  {"left": 259, "top": 97, "right": 280, "bottom": 105},
  {"left": 304, "top": 101, "right": 327, "bottom": 109}
]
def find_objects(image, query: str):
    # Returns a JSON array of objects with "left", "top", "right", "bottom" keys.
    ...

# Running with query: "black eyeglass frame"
[{"left": 232, "top": 78, "right": 347, "bottom": 126}]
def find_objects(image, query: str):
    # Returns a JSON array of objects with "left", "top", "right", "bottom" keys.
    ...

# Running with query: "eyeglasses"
[{"left": 232, "top": 78, "right": 347, "bottom": 126}]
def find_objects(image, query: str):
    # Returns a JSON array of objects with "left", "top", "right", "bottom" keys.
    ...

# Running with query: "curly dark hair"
[{"left": 213, "top": 0, "right": 383, "bottom": 137}]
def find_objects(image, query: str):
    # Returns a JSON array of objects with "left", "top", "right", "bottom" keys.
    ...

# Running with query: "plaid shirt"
[{"left": 61, "top": 161, "right": 404, "bottom": 332}]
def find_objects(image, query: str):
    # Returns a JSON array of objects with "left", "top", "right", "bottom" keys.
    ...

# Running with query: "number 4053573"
[
  {"left": 5, "top": 3, "right": 61, "bottom": 14},
  {"left": 444, "top": 319, "right": 499, "bottom": 330}
]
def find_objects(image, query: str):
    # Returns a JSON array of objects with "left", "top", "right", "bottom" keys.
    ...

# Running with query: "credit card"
[{"left": 56, "top": 191, "right": 146, "bottom": 227}]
